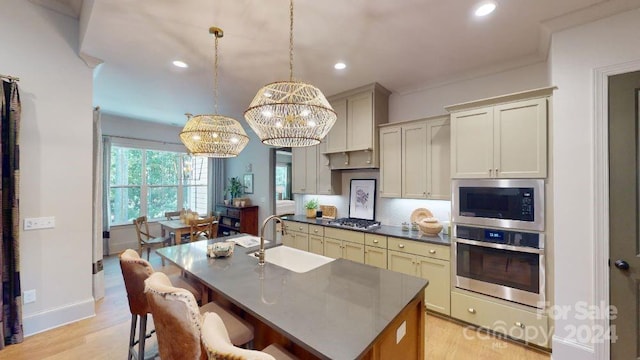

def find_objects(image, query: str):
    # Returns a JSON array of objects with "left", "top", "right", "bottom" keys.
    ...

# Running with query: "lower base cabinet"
[
  {"left": 451, "top": 291, "right": 549, "bottom": 347},
  {"left": 387, "top": 238, "right": 451, "bottom": 316},
  {"left": 283, "top": 221, "right": 309, "bottom": 251},
  {"left": 323, "top": 227, "right": 365, "bottom": 263},
  {"left": 323, "top": 238, "right": 365, "bottom": 263},
  {"left": 282, "top": 231, "right": 309, "bottom": 251},
  {"left": 365, "top": 246, "right": 387, "bottom": 269},
  {"left": 308, "top": 234, "right": 324, "bottom": 255}
]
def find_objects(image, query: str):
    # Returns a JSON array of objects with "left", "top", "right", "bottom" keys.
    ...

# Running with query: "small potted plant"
[
  {"left": 304, "top": 198, "right": 319, "bottom": 218},
  {"left": 225, "top": 177, "right": 245, "bottom": 204}
]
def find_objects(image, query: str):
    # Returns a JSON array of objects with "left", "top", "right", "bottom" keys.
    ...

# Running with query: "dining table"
[{"left": 158, "top": 219, "right": 193, "bottom": 245}]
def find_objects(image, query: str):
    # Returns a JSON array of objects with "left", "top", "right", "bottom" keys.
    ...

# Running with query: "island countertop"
[
  {"left": 282, "top": 215, "right": 451, "bottom": 245},
  {"left": 156, "top": 237, "right": 428, "bottom": 360}
]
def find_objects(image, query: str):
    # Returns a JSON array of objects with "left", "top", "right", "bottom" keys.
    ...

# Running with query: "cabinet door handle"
[
  {"left": 429, "top": 249, "right": 436, "bottom": 254},
  {"left": 398, "top": 244, "right": 405, "bottom": 248},
  {"left": 299, "top": 227, "right": 303, "bottom": 230},
  {"left": 514, "top": 322, "right": 525, "bottom": 328},
  {"left": 495, "top": 168, "right": 499, "bottom": 174},
  {"left": 489, "top": 169, "right": 492, "bottom": 175},
  {"left": 373, "top": 239, "right": 379, "bottom": 244},
  {"left": 467, "top": 308, "right": 476, "bottom": 314},
  {"left": 314, "top": 229, "right": 318, "bottom": 233}
]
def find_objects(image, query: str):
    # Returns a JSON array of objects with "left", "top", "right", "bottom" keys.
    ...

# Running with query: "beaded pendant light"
[
  {"left": 180, "top": 27, "right": 249, "bottom": 157},
  {"left": 244, "top": 0, "right": 336, "bottom": 147}
]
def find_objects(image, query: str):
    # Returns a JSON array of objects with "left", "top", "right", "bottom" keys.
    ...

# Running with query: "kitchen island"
[{"left": 156, "top": 236, "right": 428, "bottom": 360}]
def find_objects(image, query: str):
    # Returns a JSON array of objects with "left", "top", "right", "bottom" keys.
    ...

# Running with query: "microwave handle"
[{"left": 455, "top": 238, "right": 544, "bottom": 254}]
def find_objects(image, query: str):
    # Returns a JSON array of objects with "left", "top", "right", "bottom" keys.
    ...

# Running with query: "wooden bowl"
[{"left": 418, "top": 219, "right": 443, "bottom": 236}]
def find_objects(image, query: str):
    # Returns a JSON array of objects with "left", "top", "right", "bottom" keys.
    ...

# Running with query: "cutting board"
[{"left": 319, "top": 205, "right": 337, "bottom": 219}]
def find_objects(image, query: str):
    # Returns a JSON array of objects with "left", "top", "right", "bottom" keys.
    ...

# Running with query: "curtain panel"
[{"left": 0, "top": 79, "right": 23, "bottom": 347}]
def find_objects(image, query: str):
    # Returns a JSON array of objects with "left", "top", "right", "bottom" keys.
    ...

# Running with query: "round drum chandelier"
[
  {"left": 244, "top": 0, "right": 336, "bottom": 147},
  {"left": 180, "top": 27, "right": 248, "bottom": 157}
]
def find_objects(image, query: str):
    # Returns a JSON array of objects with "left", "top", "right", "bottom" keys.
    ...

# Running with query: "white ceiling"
[{"left": 34, "top": 0, "right": 640, "bottom": 127}]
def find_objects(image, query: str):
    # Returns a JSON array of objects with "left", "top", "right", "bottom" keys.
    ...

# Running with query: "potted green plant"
[
  {"left": 225, "top": 177, "right": 245, "bottom": 203},
  {"left": 304, "top": 198, "right": 319, "bottom": 218}
]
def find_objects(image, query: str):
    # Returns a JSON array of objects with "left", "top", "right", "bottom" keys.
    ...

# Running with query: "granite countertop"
[
  {"left": 157, "top": 237, "right": 428, "bottom": 360},
  {"left": 282, "top": 215, "right": 451, "bottom": 246}
]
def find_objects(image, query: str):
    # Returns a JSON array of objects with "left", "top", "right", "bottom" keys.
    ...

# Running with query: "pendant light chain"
[
  {"left": 214, "top": 31, "right": 220, "bottom": 114},
  {"left": 289, "top": 0, "right": 294, "bottom": 81},
  {"left": 243, "top": 0, "right": 337, "bottom": 147},
  {"left": 180, "top": 26, "right": 249, "bottom": 157}
]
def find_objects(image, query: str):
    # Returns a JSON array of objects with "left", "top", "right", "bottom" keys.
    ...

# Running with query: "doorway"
[{"left": 608, "top": 70, "right": 640, "bottom": 359}]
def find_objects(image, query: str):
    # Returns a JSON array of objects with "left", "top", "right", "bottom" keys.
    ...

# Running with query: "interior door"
[{"left": 608, "top": 70, "right": 640, "bottom": 359}]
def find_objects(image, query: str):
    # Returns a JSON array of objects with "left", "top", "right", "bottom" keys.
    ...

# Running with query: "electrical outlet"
[
  {"left": 24, "top": 217, "right": 55, "bottom": 230},
  {"left": 23, "top": 289, "right": 36, "bottom": 304}
]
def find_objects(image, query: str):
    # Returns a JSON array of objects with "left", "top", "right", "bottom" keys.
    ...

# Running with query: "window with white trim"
[{"left": 109, "top": 143, "right": 209, "bottom": 226}]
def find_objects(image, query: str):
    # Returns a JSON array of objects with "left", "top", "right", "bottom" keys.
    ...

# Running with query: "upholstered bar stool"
[
  {"left": 144, "top": 272, "right": 254, "bottom": 359},
  {"left": 119, "top": 249, "right": 205, "bottom": 360},
  {"left": 202, "top": 312, "right": 299, "bottom": 360}
]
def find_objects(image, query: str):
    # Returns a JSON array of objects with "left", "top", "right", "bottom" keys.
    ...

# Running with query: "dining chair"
[
  {"left": 165, "top": 210, "right": 187, "bottom": 244},
  {"left": 189, "top": 216, "right": 219, "bottom": 242},
  {"left": 119, "top": 249, "right": 205, "bottom": 360},
  {"left": 201, "top": 312, "right": 299, "bottom": 360},
  {"left": 144, "top": 272, "right": 254, "bottom": 357},
  {"left": 133, "top": 215, "right": 171, "bottom": 265},
  {"left": 165, "top": 210, "right": 182, "bottom": 220}
]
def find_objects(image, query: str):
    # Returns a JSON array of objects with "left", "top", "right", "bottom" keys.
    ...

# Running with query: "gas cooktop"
[{"left": 328, "top": 218, "right": 381, "bottom": 230}]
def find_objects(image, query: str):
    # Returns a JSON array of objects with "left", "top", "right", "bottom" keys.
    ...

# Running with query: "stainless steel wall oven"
[
  {"left": 453, "top": 225, "right": 545, "bottom": 308},
  {"left": 452, "top": 179, "right": 546, "bottom": 308}
]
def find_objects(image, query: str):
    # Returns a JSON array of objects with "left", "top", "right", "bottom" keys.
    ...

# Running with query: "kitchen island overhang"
[{"left": 157, "top": 237, "right": 428, "bottom": 360}]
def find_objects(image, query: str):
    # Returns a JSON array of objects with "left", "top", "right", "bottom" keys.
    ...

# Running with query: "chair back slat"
[
  {"left": 190, "top": 216, "right": 218, "bottom": 242},
  {"left": 145, "top": 272, "right": 205, "bottom": 360},
  {"left": 119, "top": 249, "right": 154, "bottom": 315}
]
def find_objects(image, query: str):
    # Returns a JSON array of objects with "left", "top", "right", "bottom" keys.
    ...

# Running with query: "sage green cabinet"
[
  {"left": 379, "top": 116, "right": 450, "bottom": 199},
  {"left": 387, "top": 237, "right": 451, "bottom": 316},
  {"left": 325, "top": 83, "right": 390, "bottom": 169},
  {"left": 447, "top": 88, "right": 552, "bottom": 179}
]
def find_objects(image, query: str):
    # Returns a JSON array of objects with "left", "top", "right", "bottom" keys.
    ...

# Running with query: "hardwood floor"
[{"left": 0, "top": 252, "right": 551, "bottom": 359}]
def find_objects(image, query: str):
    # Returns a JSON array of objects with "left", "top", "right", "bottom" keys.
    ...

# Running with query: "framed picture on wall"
[
  {"left": 243, "top": 173, "right": 254, "bottom": 194},
  {"left": 348, "top": 179, "right": 376, "bottom": 220}
]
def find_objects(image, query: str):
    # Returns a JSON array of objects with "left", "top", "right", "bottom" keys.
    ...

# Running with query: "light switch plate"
[
  {"left": 23, "top": 289, "right": 36, "bottom": 304},
  {"left": 24, "top": 217, "right": 55, "bottom": 230}
]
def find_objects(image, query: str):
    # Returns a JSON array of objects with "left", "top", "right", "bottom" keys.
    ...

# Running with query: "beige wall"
[
  {"left": 389, "top": 61, "right": 550, "bottom": 123},
  {"left": 550, "top": 8, "right": 640, "bottom": 360},
  {"left": 1, "top": 1, "right": 95, "bottom": 335}
]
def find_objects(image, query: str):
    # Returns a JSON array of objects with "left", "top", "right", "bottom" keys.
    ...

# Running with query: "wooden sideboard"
[{"left": 215, "top": 204, "right": 259, "bottom": 236}]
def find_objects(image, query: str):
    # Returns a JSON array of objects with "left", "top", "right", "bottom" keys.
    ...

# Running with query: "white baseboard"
[
  {"left": 552, "top": 335, "right": 596, "bottom": 360},
  {"left": 93, "top": 271, "right": 105, "bottom": 300},
  {"left": 23, "top": 298, "right": 95, "bottom": 336}
]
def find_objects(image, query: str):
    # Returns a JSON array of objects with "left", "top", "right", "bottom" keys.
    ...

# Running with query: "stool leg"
[
  {"left": 138, "top": 314, "right": 147, "bottom": 360},
  {"left": 128, "top": 314, "right": 137, "bottom": 360}
]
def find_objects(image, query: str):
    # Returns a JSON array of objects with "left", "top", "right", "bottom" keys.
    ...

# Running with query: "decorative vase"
[{"left": 306, "top": 208, "right": 316, "bottom": 218}]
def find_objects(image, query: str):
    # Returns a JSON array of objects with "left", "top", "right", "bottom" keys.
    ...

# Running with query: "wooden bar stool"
[
  {"left": 119, "top": 249, "right": 205, "bottom": 360},
  {"left": 144, "top": 272, "right": 255, "bottom": 359}
]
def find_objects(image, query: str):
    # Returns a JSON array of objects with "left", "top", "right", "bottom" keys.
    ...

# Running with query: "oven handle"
[{"left": 455, "top": 238, "right": 544, "bottom": 254}]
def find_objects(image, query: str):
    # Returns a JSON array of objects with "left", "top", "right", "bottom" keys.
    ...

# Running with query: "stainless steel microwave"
[{"left": 452, "top": 179, "right": 544, "bottom": 231}]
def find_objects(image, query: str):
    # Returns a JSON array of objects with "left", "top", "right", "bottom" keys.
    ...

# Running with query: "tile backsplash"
[{"left": 295, "top": 169, "right": 452, "bottom": 227}]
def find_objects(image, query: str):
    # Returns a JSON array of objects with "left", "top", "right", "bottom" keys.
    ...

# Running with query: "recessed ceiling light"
[
  {"left": 173, "top": 60, "right": 188, "bottom": 68},
  {"left": 334, "top": 62, "right": 347, "bottom": 70},
  {"left": 475, "top": 2, "right": 496, "bottom": 17}
]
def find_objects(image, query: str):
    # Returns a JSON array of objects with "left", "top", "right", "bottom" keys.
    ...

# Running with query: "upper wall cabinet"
[
  {"left": 379, "top": 116, "right": 451, "bottom": 200},
  {"left": 324, "top": 83, "right": 390, "bottom": 169},
  {"left": 292, "top": 140, "right": 341, "bottom": 195},
  {"left": 446, "top": 87, "right": 554, "bottom": 179},
  {"left": 292, "top": 145, "right": 317, "bottom": 194}
]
